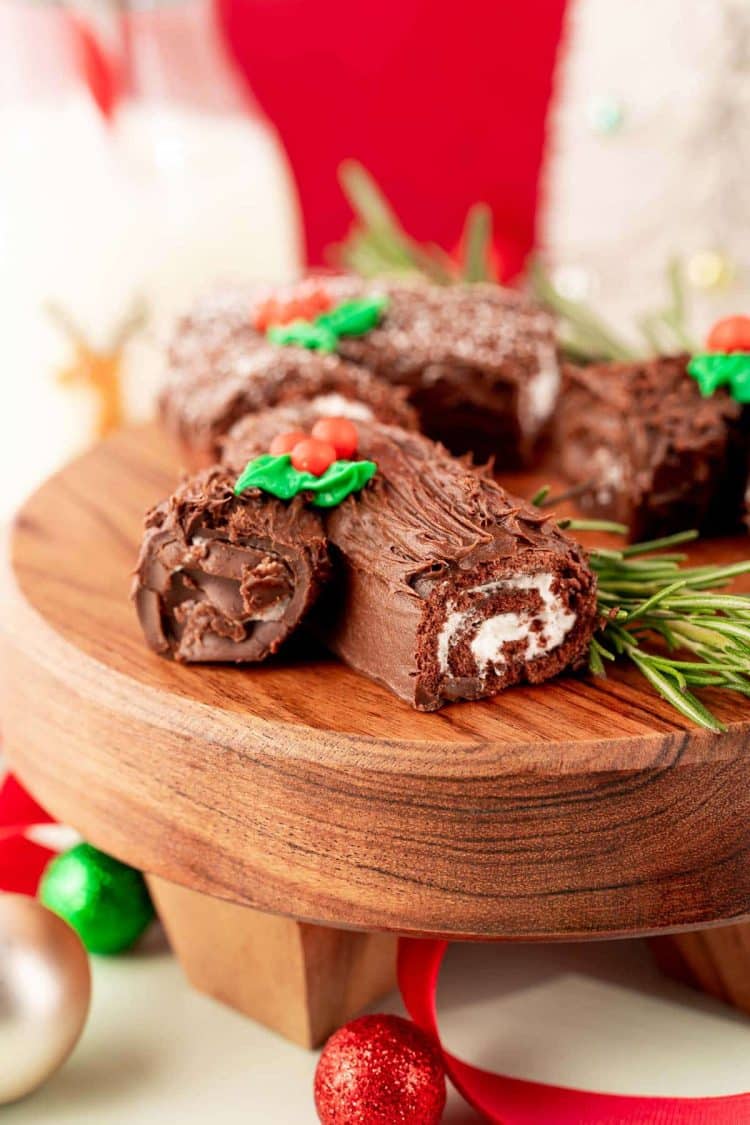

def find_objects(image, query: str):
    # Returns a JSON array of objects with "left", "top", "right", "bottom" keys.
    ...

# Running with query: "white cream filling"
[
  {"left": 524, "top": 345, "right": 561, "bottom": 434},
  {"left": 436, "top": 610, "right": 466, "bottom": 673},
  {"left": 437, "top": 573, "right": 577, "bottom": 676},
  {"left": 309, "top": 394, "right": 374, "bottom": 422}
]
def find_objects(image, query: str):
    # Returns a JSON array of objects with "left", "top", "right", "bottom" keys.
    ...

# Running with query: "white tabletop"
[{"left": 4, "top": 927, "right": 750, "bottom": 1123}]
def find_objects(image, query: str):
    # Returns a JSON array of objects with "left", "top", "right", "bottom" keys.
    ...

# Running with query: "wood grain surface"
[{"left": 4, "top": 423, "right": 750, "bottom": 940}]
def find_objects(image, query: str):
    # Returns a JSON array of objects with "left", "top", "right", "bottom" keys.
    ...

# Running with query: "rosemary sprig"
[
  {"left": 641, "top": 258, "right": 698, "bottom": 355},
  {"left": 460, "top": 203, "right": 498, "bottom": 283},
  {"left": 588, "top": 531, "right": 750, "bottom": 732},
  {"left": 529, "top": 256, "right": 698, "bottom": 364},
  {"left": 557, "top": 517, "right": 629, "bottom": 535},
  {"left": 332, "top": 160, "right": 496, "bottom": 284},
  {"left": 529, "top": 485, "right": 551, "bottom": 507},
  {"left": 529, "top": 483, "right": 750, "bottom": 729},
  {"left": 529, "top": 259, "right": 637, "bottom": 362}
]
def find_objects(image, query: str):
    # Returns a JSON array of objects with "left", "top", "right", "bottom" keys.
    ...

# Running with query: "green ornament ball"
[{"left": 39, "top": 843, "right": 154, "bottom": 955}]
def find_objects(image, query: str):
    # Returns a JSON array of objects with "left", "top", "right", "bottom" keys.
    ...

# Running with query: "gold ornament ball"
[
  {"left": 687, "top": 250, "right": 734, "bottom": 291},
  {"left": 0, "top": 894, "right": 91, "bottom": 1104}
]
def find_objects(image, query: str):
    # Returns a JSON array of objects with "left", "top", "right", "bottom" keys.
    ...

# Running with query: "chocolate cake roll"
[
  {"left": 556, "top": 355, "right": 747, "bottom": 541},
  {"left": 159, "top": 287, "right": 417, "bottom": 468},
  {"left": 133, "top": 466, "right": 330, "bottom": 663},
  {"left": 330, "top": 278, "right": 560, "bottom": 466},
  {"left": 225, "top": 411, "right": 597, "bottom": 710},
  {"left": 163, "top": 276, "right": 559, "bottom": 469}
]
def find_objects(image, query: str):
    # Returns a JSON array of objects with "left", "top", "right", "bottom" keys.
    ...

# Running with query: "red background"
[{"left": 217, "top": 0, "right": 568, "bottom": 279}]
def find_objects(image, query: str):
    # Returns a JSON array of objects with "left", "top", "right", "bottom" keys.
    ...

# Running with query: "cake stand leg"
[
  {"left": 146, "top": 876, "right": 398, "bottom": 1048},
  {"left": 650, "top": 922, "right": 750, "bottom": 1015}
]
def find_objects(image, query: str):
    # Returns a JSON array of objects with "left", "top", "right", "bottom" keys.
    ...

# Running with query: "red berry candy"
[
  {"left": 270, "top": 430, "right": 308, "bottom": 456},
  {"left": 314, "top": 1014, "right": 446, "bottom": 1125},
  {"left": 291, "top": 437, "right": 336, "bottom": 476},
  {"left": 311, "top": 416, "right": 359, "bottom": 460},
  {"left": 252, "top": 297, "right": 282, "bottom": 332},
  {"left": 253, "top": 284, "right": 334, "bottom": 332},
  {"left": 706, "top": 315, "right": 750, "bottom": 353}
]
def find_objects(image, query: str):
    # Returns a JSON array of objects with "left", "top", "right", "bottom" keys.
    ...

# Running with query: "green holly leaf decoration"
[
  {"left": 234, "top": 453, "right": 377, "bottom": 508},
  {"left": 234, "top": 454, "right": 307, "bottom": 500},
  {"left": 728, "top": 364, "right": 750, "bottom": 404},
  {"left": 304, "top": 458, "right": 378, "bottom": 507},
  {"left": 316, "top": 294, "right": 388, "bottom": 337},
  {"left": 267, "top": 320, "right": 338, "bottom": 352},
  {"left": 688, "top": 352, "right": 750, "bottom": 403},
  {"left": 266, "top": 295, "right": 388, "bottom": 353}
]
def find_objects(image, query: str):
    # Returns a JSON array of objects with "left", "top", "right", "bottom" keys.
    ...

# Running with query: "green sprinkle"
[{"left": 234, "top": 453, "right": 377, "bottom": 508}]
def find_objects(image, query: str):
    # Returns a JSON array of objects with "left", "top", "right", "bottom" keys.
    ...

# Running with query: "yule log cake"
[
  {"left": 133, "top": 466, "right": 330, "bottom": 664},
  {"left": 159, "top": 277, "right": 559, "bottom": 470},
  {"left": 556, "top": 354, "right": 748, "bottom": 542},
  {"left": 221, "top": 409, "right": 598, "bottom": 711}
]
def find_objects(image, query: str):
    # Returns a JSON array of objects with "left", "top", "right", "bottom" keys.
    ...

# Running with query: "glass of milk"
[{"left": 0, "top": 0, "right": 302, "bottom": 517}]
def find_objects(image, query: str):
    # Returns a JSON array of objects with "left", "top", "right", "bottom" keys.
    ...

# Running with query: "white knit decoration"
[{"left": 540, "top": 0, "right": 750, "bottom": 345}]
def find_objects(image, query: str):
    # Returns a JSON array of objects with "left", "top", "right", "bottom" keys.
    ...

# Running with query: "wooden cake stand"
[{"left": 3, "top": 424, "right": 750, "bottom": 1046}]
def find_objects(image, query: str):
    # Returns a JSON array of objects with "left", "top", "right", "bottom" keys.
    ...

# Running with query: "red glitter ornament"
[
  {"left": 290, "top": 437, "right": 337, "bottom": 476},
  {"left": 314, "top": 1014, "right": 446, "bottom": 1125},
  {"left": 311, "top": 416, "right": 359, "bottom": 460},
  {"left": 706, "top": 315, "right": 750, "bottom": 353}
]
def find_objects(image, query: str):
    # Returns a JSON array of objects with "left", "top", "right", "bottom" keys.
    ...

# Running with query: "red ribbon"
[
  {"left": 0, "top": 774, "right": 56, "bottom": 896},
  {"left": 398, "top": 938, "right": 750, "bottom": 1124}
]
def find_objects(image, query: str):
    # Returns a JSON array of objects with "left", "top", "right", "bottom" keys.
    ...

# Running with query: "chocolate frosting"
[
  {"left": 159, "top": 287, "right": 417, "bottom": 466},
  {"left": 223, "top": 409, "right": 597, "bottom": 710},
  {"left": 557, "top": 355, "right": 747, "bottom": 541},
  {"left": 132, "top": 466, "right": 330, "bottom": 663}
]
